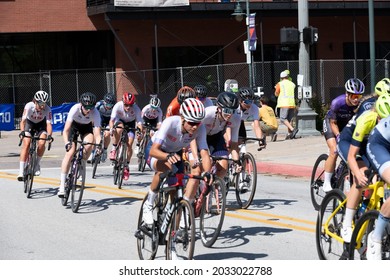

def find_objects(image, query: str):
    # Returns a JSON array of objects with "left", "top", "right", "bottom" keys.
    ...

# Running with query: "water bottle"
[{"left": 358, "top": 199, "right": 369, "bottom": 218}]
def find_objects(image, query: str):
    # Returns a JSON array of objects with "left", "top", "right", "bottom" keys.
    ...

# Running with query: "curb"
[{"left": 257, "top": 162, "right": 312, "bottom": 179}]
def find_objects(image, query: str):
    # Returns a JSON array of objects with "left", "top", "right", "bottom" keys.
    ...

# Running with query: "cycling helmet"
[
  {"left": 34, "top": 90, "right": 49, "bottom": 103},
  {"left": 193, "top": 84, "right": 208, "bottom": 98},
  {"left": 80, "top": 92, "right": 97, "bottom": 107},
  {"left": 375, "top": 94, "right": 390, "bottom": 119},
  {"left": 224, "top": 79, "right": 239, "bottom": 93},
  {"left": 216, "top": 91, "right": 239, "bottom": 109},
  {"left": 375, "top": 79, "right": 390, "bottom": 96},
  {"left": 150, "top": 96, "right": 161, "bottom": 109},
  {"left": 179, "top": 98, "right": 205, "bottom": 122},
  {"left": 103, "top": 93, "right": 116, "bottom": 105},
  {"left": 237, "top": 87, "right": 255, "bottom": 100},
  {"left": 345, "top": 78, "right": 365, "bottom": 95},
  {"left": 177, "top": 86, "right": 196, "bottom": 105},
  {"left": 123, "top": 92, "right": 136, "bottom": 105}
]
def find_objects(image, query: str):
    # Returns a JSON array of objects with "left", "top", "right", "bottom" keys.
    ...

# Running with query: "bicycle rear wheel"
[
  {"left": 316, "top": 189, "right": 347, "bottom": 260},
  {"left": 135, "top": 195, "right": 159, "bottom": 260},
  {"left": 71, "top": 160, "right": 86, "bottom": 213},
  {"left": 235, "top": 152, "right": 257, "bottom": 209},
  {"left": 348, "top": 210, "right": 380, "bottom": 260},
  {"left": 310, "top": 153, "right": 328, "bottom": 210},
  {"left": 166, "top": 199, "right": 195, "bottom": 260},
  {"left": 200, "top": 176, "right": 226, "bottom": 248}
]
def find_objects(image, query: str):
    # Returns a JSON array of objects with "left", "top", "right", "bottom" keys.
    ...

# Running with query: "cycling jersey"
[
  {"left": 198, "top": 97, "right": 214, "bottom": 108},
  {"left": 66, "top": 103, "right": 101, "bottom": 127},
  {"left": 96, "top": 100, "right": 112, "bottom": 127},
  {"left": 325, "top": 94, "right": 357, "bottom": 130},
  {"left": 22, "top": 102, "right": 52, "bottom": 124},
  {"left": 110, "top": 101, "right": 142, "bottom": 125},
  {"left": 141, "top": 104, "right": 163, "bottom": 123},
  {"left": 367, "top": 115, "right": 390, "bottom": 175},
  {"left": 166, "top": 98, "right": 180, "bottom": 117}
]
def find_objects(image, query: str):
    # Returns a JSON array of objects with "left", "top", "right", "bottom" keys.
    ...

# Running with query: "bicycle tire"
[
  {"left": 310, "top": 153, "right": 328, "bottom": 210},
  {"left": 92, "top": 153, "right": 100, "bottom": 179},
  {"left": 71, "top": 160, "right": 86, "bottom": 213},
  {"left": 117, "top": 142, "right": 127, "bottom": 189},
  {"left": 235, "top": 152, "right": 257, "bottom": 209},
  {"left": 141, "top": 134, "right": 150, "bottom": 172},
  {"left": 348, "top": 210, "right": 380, "bottom": 260},
  {"left": 25, "top": 153, "right": 36, "bottom": 198},
  {"left": 315, "top": 189, "right": 347, "bottom": 260},
  {"left": 199, "top": 176, "right": 226, "bottom": 248},
  {"left": 136, "top": 195, "right": 159, "bottom": 260},
  {"left": 61, "top": 174, "right": 72, "bottom": 206},
  {"left": 23, "top": 153, "right": 31, "bottom": 194},
  {"left": 113, "top": 143, "right": 121, "bottom": 185},
  {"left": 166, "top": 199, "right": 195, "bottom": 260}
]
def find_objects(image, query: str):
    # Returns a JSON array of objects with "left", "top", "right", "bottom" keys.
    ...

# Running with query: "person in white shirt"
[{"left": 17, "top": 90, "right": 53, "bottom": 180}]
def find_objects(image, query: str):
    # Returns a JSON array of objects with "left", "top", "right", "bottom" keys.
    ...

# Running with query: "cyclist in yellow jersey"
[{"left": 337, "top": 94, "right": 390, "bottom": 242}]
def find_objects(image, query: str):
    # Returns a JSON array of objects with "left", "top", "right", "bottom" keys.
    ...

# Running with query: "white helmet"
[
  {"left": 34, "top": 90, "right": 49, "bottom": 103},
  {"left": 179, "top": 98, "right": 205, "bottom": 122}
]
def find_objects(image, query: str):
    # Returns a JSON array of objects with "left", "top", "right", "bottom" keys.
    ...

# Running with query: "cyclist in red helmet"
[{"left": 108, "top": 92, "right": 143, "bottom": 181}]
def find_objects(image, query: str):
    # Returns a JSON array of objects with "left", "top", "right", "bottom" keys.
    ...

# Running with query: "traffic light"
[
  {"left": 303, "top": 26, "right": 319, "bottom": 45},
  {"left": 280, "top": 27, "right": 299, "bottom": 45}
]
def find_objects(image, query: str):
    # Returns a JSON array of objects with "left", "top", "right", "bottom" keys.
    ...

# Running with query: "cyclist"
[
  {"left": 165, "top": 86, "right": 196, "bottom": 118},
  {"left": 142, "top": 98, "right": 213, "bottom": 225},
  {"left": 236, "top": 87, "right": 264, "bottom": 146},
  {"left": 322, "top": 78, "right": 365, "bottom": 192},
  {"left": 337, "top": 94, "right": 390, "bottom": 242},
  {"left": 58, "top": 92, "right": 101, "bottom": 197},
  {"left": 365, "top": 112, "right": 390, "bottom": 259},
  {"left": 141, "top": 95, "right": 163, "bottom": 131},
  {"left": 17, "top": 90, "right": 53, "bottom": 180},
  {"left": 108, "top": 92, "right": 143, "bottom": 181},
  {"left": 194, "top": 84, "right": 213, "bottom": 108},
  {"left": 88, "top": 92, "right": 116, "bottom": 163}
]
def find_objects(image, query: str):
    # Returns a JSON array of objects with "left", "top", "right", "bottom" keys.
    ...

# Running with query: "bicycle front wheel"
[
  {"left": 316, "top": 189, "right": 347, "bottom": 260},
  {"left": 24, "top": 154, "right": 35, "bottom": 198},
  {"left": 117, "top": 142, "right": 127, "bottom": 189},
  {"left": 235, "top": 152, "right": 257, "bottom": 209},
  {"left": 135, "top": 195, "right": 159, "bottom": 260},
  {"left": 310, "top": 153, "right": 328, "bottom": 210},
  {"left": 71, "top": 160, "right": 86, "bottom": 213},
  {"left": 92, "top": 153, "right": 100, "bottom": 179},
  {"left": 200, "top": 176, "right": 226, "bottom": 248},
  {"left": 166, "top": 199, "right": 195, "bottom": 260},
  {"left": 61, "top": 175, "right": 72, "bottom": 206},
  {"left": 348, "top": 210, "right": 380, "bottom": 260}
]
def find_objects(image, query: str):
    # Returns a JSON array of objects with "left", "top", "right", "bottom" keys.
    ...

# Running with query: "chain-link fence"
[{"left": 1, "top": 60, "right": 389, "bottom": 129}]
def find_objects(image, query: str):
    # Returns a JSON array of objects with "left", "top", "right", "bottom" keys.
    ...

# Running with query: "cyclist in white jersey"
[
  {"left": 236, "top": 87, "right": 264, "bottom": 144},
  {"left": 88, "top": 93, "right": 115, "bottom": 162},
  {"left": 142, "top": 98, "right": 213, "bottom": 225},
  {"left": 141, "top": 96, "right": 163, "bottom": 130},
  {"left": 58, "top": 92, "right": 101, "bottom": 197},
  {"left": 109, "top": 92, "right": 143, "bottom": 181},
  {"left": 17, "top": 90, "right": 53, "bottom": 180}
]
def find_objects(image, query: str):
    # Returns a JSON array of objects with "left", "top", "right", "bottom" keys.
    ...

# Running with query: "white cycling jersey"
[
  {"left": 22, "top": 102, "right": 52, "bottom": 123},
  {"left": 151, "top": 115, "right": 208, "bottom": 153},
  {"left": 110, "top": 101, "right": 142, "bottom": 125},
  {"left": 202, "top": 106, "right": 241, "bottom": 142},
  {"left": 141, "top": 104, "right": 163, "bottom": 123},
  {"left": 66, "top": 103, "right": 101, "bottom": 127},
  {"left": 237, "top": 103, "right": 259, "bottom": 122}
]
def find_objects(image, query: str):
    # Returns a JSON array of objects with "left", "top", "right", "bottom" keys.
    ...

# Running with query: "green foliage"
[{"left": 308, "top": 95, "right": 328, "bottom": 133}]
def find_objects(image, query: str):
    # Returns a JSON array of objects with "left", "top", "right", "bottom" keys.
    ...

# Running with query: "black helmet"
[
  {"left": 177, "top": 86, "right": 196, "bottom": 104},
  {"left": 217, "top": 91, "right": 239, "bottom": 110},
  {"left": 103, "top": 93, "right": 116, "bottom": 105},
  {"left": 237, "top": 87, "right": 255, "bottom": 100},
  {"left": 193, "top": 84, "right": 208, "bottom": 98},
  {"left": 80, "top": 92, "right": 97, "bottom": 107}
]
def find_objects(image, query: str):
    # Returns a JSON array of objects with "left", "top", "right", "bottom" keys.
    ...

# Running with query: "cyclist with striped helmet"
[
  {"left": 17, "top": 90, "right": 53, "bottom": 181},
  {"left": 141, "top": 98, "right": 213, "bottom": 225}
]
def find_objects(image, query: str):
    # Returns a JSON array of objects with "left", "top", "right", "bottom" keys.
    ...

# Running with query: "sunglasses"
[
  {"left": 242, "top": 99, "right": 253, "bottom": 105},
  {"left": 349, "top": 94, "right": 362, "bottom": 99},
  {"left": 187, "top": 121, "right": 201, "bottom": 127},
  {"left": 222, "top": 108, "right": 236, "bottom": 115},
  {"left": 83, "top": 105, "right": 95, "bottom": 110}
]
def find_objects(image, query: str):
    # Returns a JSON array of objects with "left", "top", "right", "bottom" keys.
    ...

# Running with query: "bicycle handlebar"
[
  {"left": 18, "top": 134, "right": 54, "bottom": 150},
  {"left": 239, "top": 136, "right": 266, "bottom": 151}
]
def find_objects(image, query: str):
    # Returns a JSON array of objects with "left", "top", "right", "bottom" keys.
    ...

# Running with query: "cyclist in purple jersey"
[{"left": 322, "top": 78, "right": 365, "bottom": 192}]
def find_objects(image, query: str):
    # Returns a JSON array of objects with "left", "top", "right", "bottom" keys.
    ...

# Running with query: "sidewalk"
[{"left": 0, "top": 126, "right": 327, "bottom": 178}]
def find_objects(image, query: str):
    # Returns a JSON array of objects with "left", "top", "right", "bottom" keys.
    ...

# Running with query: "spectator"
[{"left": 258, "top": 96, "right": 278, "bottom": 142}]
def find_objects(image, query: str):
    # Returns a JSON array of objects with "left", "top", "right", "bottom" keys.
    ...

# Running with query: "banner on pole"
[{"left": 248, "top": 13, "right": 257, "bottom": 51}]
